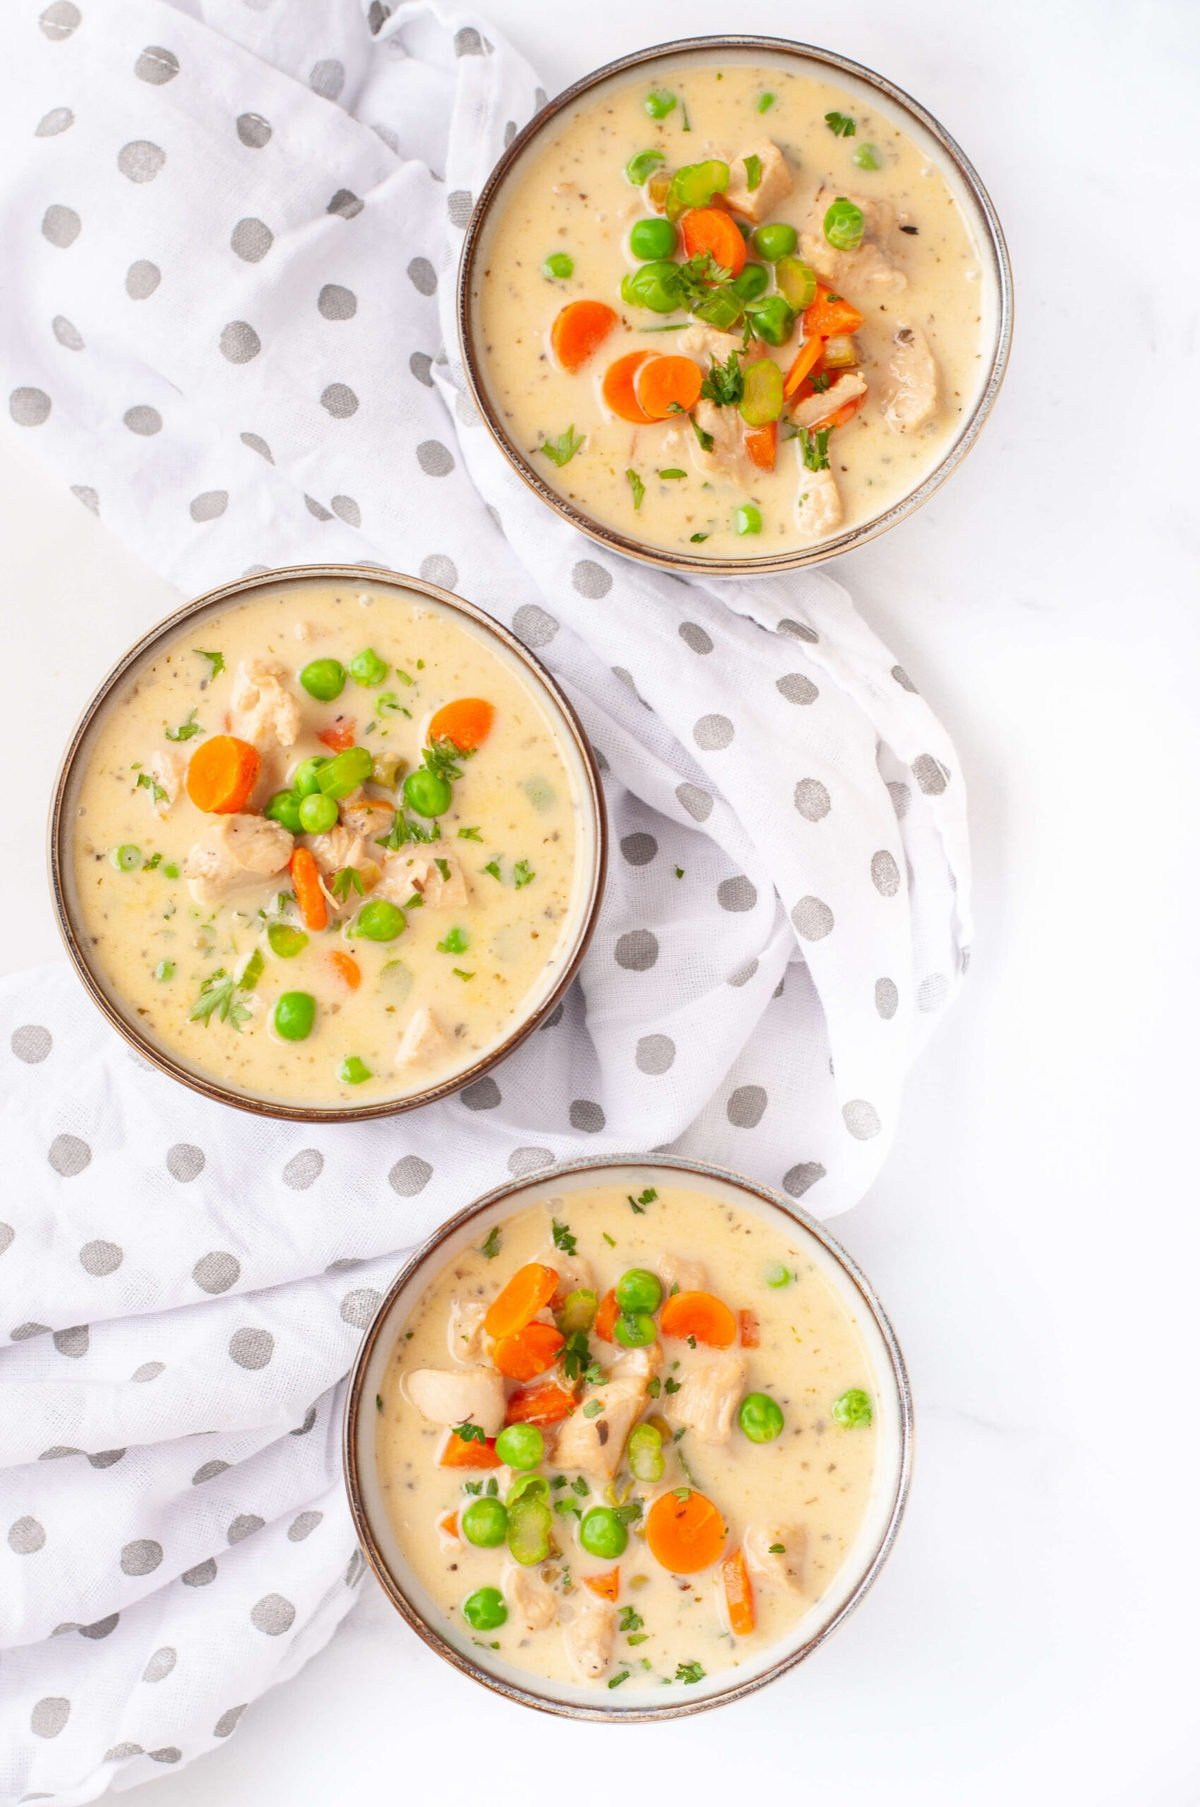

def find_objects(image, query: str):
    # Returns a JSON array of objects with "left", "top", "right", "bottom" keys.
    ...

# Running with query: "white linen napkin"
[{"left": 0, "top": 2, "right": 969, "bottom": 1798}]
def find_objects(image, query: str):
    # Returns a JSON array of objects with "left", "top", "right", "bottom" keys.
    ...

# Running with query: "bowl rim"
[
  {"left": 47, "top": 562, "right": 609, "bottom": 1124},
  {"left": 457, "top": 32, "right": 1014, "bottom": 577},
  {"left": 343, "top": 1152, "right": 914, "bottom": 1721}
]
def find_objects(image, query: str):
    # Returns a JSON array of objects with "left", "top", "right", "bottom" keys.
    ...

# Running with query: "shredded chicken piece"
[
  {"left": 395, "top": 1006, "right": 449, "bottom": 1069},
  {"left": 447, "top": 1299, "right": 488, "bottom": 1365},
  {"left": 503, "top": 1560, "right": 559, "bottom": 1634},
  {"left": 882, "top": 323, "right": 939, "bottom": 433},
  {"left": 340, "top": 797, "right": 395, "bottom": 842},
  {"left": 744, "top": 1523, "right": 809, "bottom": 1592},
  {"left": 564, "top": 1591, "right": 616, "bottom": 1680},
  {"left": 794, "top": 460, "right": 844, "bottom": 539},
  {"left": 404, "top": 1366, "right": 505, "bottom": 1437},
  {"left": 664, "top": 1347, "right": 748, "bottom": 1444},
  {"left": 183, "top": 814, "right": 293, "bottom": 907},
  {"left": 790, "top": 369, "right": 867, "bottom": 431},
  {"left": 304, "top": 825, "right": 371, "bottom": 878},
  {"left": 724, "top": 141, "right": 794, "bottom": 223},
  {"left": 376, "top": 843, "right": 469, "bottom": 910},
  {"left": 659, "top": 1253, "right": 706, "bottom": 1294},
  {"left": 229, "top": 659, "right": 301, "bottom": 751},
  {"left": 551, "top": 1356, "right": 654, "bottom": 1480},
  {"left": 799, "top": 186, "right": 907, "bottom": 297},
  {"left": 143, "top": 745, "right": 186, "bottom": 816}
]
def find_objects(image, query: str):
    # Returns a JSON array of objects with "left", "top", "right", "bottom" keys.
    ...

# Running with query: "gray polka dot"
[
  {"left": 728, "top": 1084, "right": 767, "bottom": 1128},
  {"left": 88, "top": 1448, "right": 125, "bottom": 1469},
  {"left": 569, "top": 1099, "right": 605, "bottom": 1133},
  {"left": 40, "top": 2, "right": 80, "bottom": 39},
  {"left": 192, "top": 1459, "right": 230, "bottom": 1485},
  {"left": 540, "top": 1002, "right": 564, "bottom": 1032},
  {"left": 183, "top": 1558, "right": 217, "bottom": 1587},
  {"left": 52, "top": 315, "right": 84, "bottom": 351},
  {"left": 327, "top": 188, "right": 363, "bottom": 220},
  {"left": 504, "top": 120, "right": 517, "bottom": 146},
  {"left": 0, "top": 1224, "right": 11, "bottom": 1255},
  {"left": 231, "top": 217, "right": 273, "bottom": 262},
  {"left": 321, "top": 382, "right": 358, "bottom": 419},
  {"left": 31, "top": 1698, "right": 70, "bottom": 1740},
  {"left": 892, "top": 664, "right": 917, "bottom": 693},
  {"left": 291, "top": 1405, "right": 318, "bottom": 1437},
  {"left": 9, "top": 1516, "right": 46, "bottom": 1554},
  {"left": 694, "top": 713, "right": 734, "bottom": 751},
  {"left": 635, "top": 1033, "right": 675, "bottom": 1075},
  {"left": 126, "top": 259, "right": 161, "bottom": 298},
  {"left": 447, "top": 189, "right": 474, "bottom": 228},
  {"left": 572, "top": 559, "right": 612, "bottom": 600},
  {"left": 727, "top": 958, "right": 758, "bottom": 988},
  {"left": 106, "top": 1743, "right": 144, "bottom": 1761},
  {"left": 41, "top": 1446, "right": 79, "bottom": 1460},
  {"left": 778, "top": 618, "right": 819, "bottom": 643},
  {"left": 305, "top": 495, "right": 333, "bottom": 521},
  {"left": 80, "top": 1239, "right": 122, "bottom": 1279},
  {"left": 792, "top": 896, "right": 834, "bottom": 940},
  {"left": 12, "top": 1025, "right": 52, "bottom": 1063},
  {"left": 512, "top": 603, "right": 558, "bottom": 648},
  {"left": 782, "top": 1161, "right": 826, "bottom": 1198},
  {"left": 190, "top": 490, "right": 228, "bottom": 522},
  {"left": 718, "top": 875, "right": 756, "bottom": 913},
  {"left": 12, "top": 1322, "right": 50, "bottom": 1340},
  {"left": 121, "top": 1538, "right": 163, "bottom": 1576},
  {"left": 912, "top": 753, "right": 949, "bottom": 795},
  {"left": 132, "top": 1361, "right": 164, "bottom": 1382},
  {"left": 309, "top": 57, "right": 344, "bottom": 100},
  {"left": 409, "top": 350, "right": 434, "bottom": 386},
  {"left": 166, "top": 1142, "right": 205, "bottom": 1183},
  {"left": 887, "top": 780, "right": 911, "bottom": 819},
  {"left": 346, "top": 1548, "right": 366, "bottom": 1586},
  {"left": 149, "top": 1747, "right": 182, "bottom": 1765},
  {"left": 53, "top": 1324, "right": 89, "bottom": 1358},
  {"left": 678, "top": 621, "right": 713, "bottom": 654},
  {"left": 71, "top": 484, "right": 99, "bottom": 513},
  {"left": 283, "top": 1148, "right": 323, "bottom": 1190},
  {"left": 871, "top": 850, "right": 901, "bottom": 897},
  {"left": 843, "top": 1099, "right": 882, "bottom": 1140},
  {"left": 251, "top": 1593, "right": 295, "bottom": 1635},
  {"left": 615, "top": 928, "right": 658, "bottom": 971},
  {"left": 193, "top": 1251, "right": 239, "bottom": 1294},
  {"left": 340, "top": 1288, "right": 382, "bottom": 1330},
  {"left": 36, "top": 106, "right": 75, "bottom": 136},
  {"left": 118, "top": 140, "right": 165, "bottom": 183},
  {"left": 620, "top": 831, "right": 657, "bottom": 867},
  {"left": 229, "top": 1327, "right": 273, "bottom": 1369},
  {"left": 214, "top": 1704, "right": 247, "bottom": 1738},
  {"left": 676, "top": 782, "right": 713, "bottom": 823},
  {"left": 288, "top": 1510, "right": 323, "bottom": 1542},
  {"left": 387, "top": 1154, "right": 432, "bottom": 1197},
  {"left": 220, "top": 320, "right": 261, "bottom": 363},
  {"left": 508, "top": 1146, "right": 554, "bottom": 1176},
  {"left": 240, "top": 431, "right": 273, "bottom": 462},
  {"left": 794, "top": 778, "right": 831, "bottom": 822},
  {"left": 134, "top": 45, "right": 178, "bottom": 83},
  {"left": 875, "top": 977, "right": 899, "bottom": 1019},
  {"left": 407, "top": 256, "right": 437, "bottom": 295},
  {"left": 462, "top": 1077, "right": 501, "bottom": 1111},
  {"left": 143, "top": 1646, "right": 176, "bottom": 1682},
  {"left": 777, "top": 672, "right": 819, "bottom": 705},
  {"left": 123, "top": 404, "right": 161, "bottom": 436},
  {"left": 10, "top": 388, "right": 51, "bottom": 427},
  {"left": 227, "top": 1514, "right": 264, "bottom": 1545},
  {"left": 918, "top": 973, "right": 950, "bottom": 1013},
  {"left": 317, "top": 282, "right": 357, "bottom": 321},
  {"left": 42, "top": 204, "right": 81, "bottom": 248},
  {"left": 236, "top": 112, "right": 272, "bottom": 148},
  {"left": 416, "top": 438, "right": 454, "bottom": 475},
  {"left": 331, "top": 494, "right": 361, "bottom": 528},
  {"left": 368, "top": 0, "right": 391, "bottom": 33},
  {"left": 419, "top": 553, "right": 457, "bottom": 589},
  {"left": 454, "top": 25, "right": 484, "bottom": 53},
  {"left": 80, "top": 1613, "right": 119, "bottom": 1640}
]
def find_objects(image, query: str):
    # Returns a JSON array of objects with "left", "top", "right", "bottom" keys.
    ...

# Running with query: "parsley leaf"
[
  {"left": 690, "top": 413, "right": 715, "bottom": 453},
  {"left": 689, "top": 532, "right": 709, "bottom": 543},
  {"left": 608, "top": 1671, "right": 631, "bottom": 1690},
  {"left": 537, "top": 425, "right": 585, "bottom": 468},
  {"left": 479, "top": 1225, "right": 502, "bottom": 1260},
  {"left": 188, "top": 968, "right": 252, "bottom": 1030},
  {"left": 824, "top": 110, "right": 856, "bottom": 137},
  {"left": 619, "top": 1606, "right": 644, "bottom": 1634},
  {"left": 628, "top": 1187, "right": 657, "bottom": 1215},
  {"left": 552, "top": 1217, "right": 577, "bottom": 1257},
  {"left": 483, "top": 859, "right": 502, "bottom": 881},
  {"left": 675, "top": 1660, "right": 705, "bottom": 1685},
  {"left": 330, "top": 866, "right": 365, "bottom": 903},
  {"left": 377, "top": 691, "right": 411, "bottom": 718},
  {"left": 193, "top": 649, "right": 225, "bottom": 679},
  {"left": 768, "top": 1542, "right": 786, "bottom": 1554},
  {"left": 434, "top": 857, "right": 451, "bottom": 882},
  {"left": 376, "top": 814, "right": 440, "bottom": 850},
  {"left": 810, "top": 371, "right": 832, "bottom": 393},
  {"left": 626, "top": 467, "right": 646, "bottom": 511},
  {"left": 164, "top": 708, "right": 202, "bottom": 742},
  {"left": 457, "top": 826, "right": 483, "bottom": 842},
  {"left": 658, "top": 467, "right": 687, "bottom": 479},
  {"left": 453, "top": 1421, "right": 486, "bottom": 1444},
  {"left": 136, "top": 771, "right": 167, "bottom": 805},
  {"left": 700, "top": 349, "right": 744, "bottom": 408},
  {"left": 800, "top": 426, "right": 832, "bottom": 473},
  {"left": 437, "top": 926, "right": 469, "bottom": 955},
  {"left": 560, "top": 1329, "right": 591, "bottom": 1383},
  {"left": 513, "top": 859, "right": 536, "bottom": 889},
  {"left": 743, "top": 153, "right": 762, "bottom": 192},
  {"left": 451, "top": 967, "right": 475, "bottom": 981},
  {"left": 422, "top": 738, "right": 470, "bottom": 785}
]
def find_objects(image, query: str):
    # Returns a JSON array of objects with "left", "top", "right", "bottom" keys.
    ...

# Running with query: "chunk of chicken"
[
  {"left": 340, "top": 797, "right": 395, "bottom": 843},
  {"left": 395, "top": 1006, "right": 450, "bottom": 1069},
  {"left": 376, "top": 844, "right": 469, "bottom": 910},
  {"left": 655, "top": 396, "right": 744, "bottom": 479},
  {"left": 724, "top": 141, "right": 794, "bottom": 223},
  {"left": 564, "top": 1591, "right": 616, "bottom": 1680},
  {"left": 664, "top": 1348, "right": 748, "bottom": 1444},
  {"left": 447, "top": 1298, "right": 488, "bottom": 1364},
  {"left": 142, "top": 745, "right": 186, "bottom": 816},
  {"left": 799, "top": 186, "right": 907, "bottom": 297},
  {"left": 790, "top": 369, "right": 867, "bottom": 431},
  {"left": 659, "top": 1253, "right": 706, "bottom": 1294},
  {"left": 183, "top": 813, "right": 293, "bottom": 907},
  {"left": 305, "top": 824, "right": 372, "bottom": 879},
  {"left": 405, "top": 1366, "right": 505, "bottom": 1437},
  {"left": 552, "top": 1362, "right": 653, "bottom": 1480},
  {"left": 794, "top": 460, "right": 844, "bottom": 540},
  {"left": 502, "top": 1560, "right": 559, "bottom": 1634},
  {"left": 744, "top": 1523, "right": 809, "bottom": 1592},
  {"left": 229, "top": 659, "right": 301, "bottom": 751},
  {"left": 882, "top": 323, "right": 939, "bottom": 434}
]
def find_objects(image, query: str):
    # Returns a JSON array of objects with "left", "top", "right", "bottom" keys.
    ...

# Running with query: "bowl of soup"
[
  {"left": 50, "top": 565, "right": 606, "bottom": 1120},
  {"left": 459, "top": 35, "right": 1011, "bottom": 573},
  {"left": 345, "top": 1157, "right": 911, "bottom": 1718}
]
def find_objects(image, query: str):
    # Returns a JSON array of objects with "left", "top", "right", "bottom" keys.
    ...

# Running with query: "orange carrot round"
[
  {"left": 659, "top": 1290, "right": 738, "bottom": 1348},
  {"left": 439, "top": 1429, "right": 501, "bottom": 1469},
  {"left": 602, "top": 350, "right": 655, "bottom": 423},
  {"left": 504, "top": 1381, "right": 578, "bottom": 1426},
  {"left": 634, "top": 355, "right": 703, "bottom": 421},
  {"left": 483, "top": 1262, "right": 559, "bottom": 1341},
  {"left": 317, "top": 720, "right": 356, "bottom": 753},
  {"left": 583, "top": 1567, "right": 620, "bottom": 1602},
  {"left": 721, "top": 1547, "right": 755, "bottom": 1635},
  {"left": 492, "top": 1321, "right": 566, "bottom": 1382},
  {"left": 428, "top": 697, "right": 495, "bottom": 752},
  {"left": 289, "top": 846, "right": 328, "bottom": 933},
  {"left": 329, "top": 949, "right": 361, "bottom": 990},
  {"left": 680, "top": 207, "right": 747, "bottom": 276},
  {"left": 185, "top": 735, "right": 261, "bottom": 815},
  {"left": 646, "top": 1489, "right": 726, "bottom": 1574},
  {"left": 551, "top": 299, "right": 618, "bottom": 373},
  {"left": 744, "top": 421, "right": 777, "bottom": 472},
  {"left": 783, "top": 335, "right": 825, "bottom": 399},
  {"left": 593, "top": 1289, "right": 619, "bottom": 1344},
  {"left": 802, "top": 286, "right": 864, "bottom": 339}
]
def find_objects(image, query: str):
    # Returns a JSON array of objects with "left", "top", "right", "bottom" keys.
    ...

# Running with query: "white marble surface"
[{"left": 5, "top": 0, "right": 1198, "bottom": 1800}]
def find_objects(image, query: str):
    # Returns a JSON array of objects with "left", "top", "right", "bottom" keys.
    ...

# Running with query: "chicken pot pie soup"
[
  {"left": 462, "top": 38, "right": 1009, "bottom": 569},
  {"left": 350, "top": 1162, "right": 910, "bottom": 1716},
  {"left": 53, "top": 568, "right": 604, "bottom": 1116}
]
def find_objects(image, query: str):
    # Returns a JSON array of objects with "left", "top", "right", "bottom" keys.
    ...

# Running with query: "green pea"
[
  {"left": 153, "top": 960, "right": 175, "bottom": 982},
  {"left": 740, "top": 358, "right": 784, "bottom": 427},
  {"left": 644, "top": 88, "right": 677, "bottom": 119},
  {"left": 691, "top": 287, "right": 744, "bottom": 331},
  {"left": 629, "top": 217, "right": 676, "bottom": 261},
  {"left": 349, "top": 647, "right": 388, "bottom": 687},
  {"left": 403, "top": 767, "right": 452, "bottom": 818},
  {"left": 775, "top": 255, "right": 819, "bottom": 310},
  {"left": 625, "top": 148, "right": 665, "bottom": 186},
  {"left": 110, "top": 844, "right": 141, "bottom": 872},
  {"left": 627, "top": 1422, "right": 665, "bottom": 1483},
  {"left": 831, "top": 1387, "right": 873, "bottom": 1428},
  {"left": 297, "top": 791, "right": 338, "bottom": 834},
  {"left": 292, "top": 756, "right": 329, "bottom": 798},
  {"left": 744, "top": 294, "right": 795, "bottom": 346},
  {"left": 267, "top": 922, "right": 309, "bottom": 959},
  {"left": 265, "top": 790, "right": 303, "bottom": 833},
  {"left": 559, "top": 1288, "right": 598, "bottom": 1334},
  {"left": 494, "top": 1423, "right": 544, "bottom": 1471},
  {"left": 506, "top": 1496, "right": 552, "bottom": 1566},
  {"left": 506, "top": 1473, "right": 550, "bottom": 1508},
  {"left": 614, "top": 1312, "right": 657, "bottom": 1349},
  {"left": 462, "top": 1585, "right": 507, "bottom": 1630},
  {"left": 615, "top": 1267, "right": 662, "bottom": 1315},
  {"left": 620, "top": 259, "right": 683, "bottom": 314},
  {"left": 542, "top": 251, "right": 574, "bottom": 280},
  {"left": 731, "top": 262, "right": 770, "bottom": 303},
  {"left": 461, "top": 1497, "right": 509, "bottom": 1548},
  {"left": 299, "top": 658, "right": 346, "bottom": 703},
  {"left": 852, "top": 143, "right": 882, "bottom": 171},
  {"left": 765, "top": 1263, "right": 795, "bottom": 1289},
  {"left": 274, "top": 991, "right": 316, "bottom": 1042},
  {"left": 317, "top": 746, "right": 374, "bottom": 800},
  {"left": 823, "top": 196, "right": 866, "bottom": 252},
  {"left": 579, "top": 1506, "right": 628, "bottom": 1560},
  {"left": 752, "top": 221, "right": 798, "bottom": 262},
  {"left": 738, "top": 1391, "right": 785, "bottom": 1443},
  {"left": 736, "top": 504, "right": 763, "bottom": 536},
  {"left": 352, "top": 899, "right": 406, "bottom": 942},
  {"left": 339, "top": 1055, "right": 372, "bottom": 1085},
  {"left": 666, "top": 158, "right": 729, "bottom": 219}
]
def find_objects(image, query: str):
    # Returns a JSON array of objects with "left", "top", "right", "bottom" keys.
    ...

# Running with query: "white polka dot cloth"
[{"left": 1, "top": 0, "right": 970, "bottom": 1796}]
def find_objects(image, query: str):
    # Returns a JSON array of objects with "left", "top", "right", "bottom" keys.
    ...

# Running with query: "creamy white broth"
[
  {"left": 65, "top": 576, "right": 593, "bottom": 1109},
  {"left": 473, "top": 55, "right": 991, "bottom": 559},
  {"left": 373, "top": 1178, "right": 885, "bottom": 1697}
]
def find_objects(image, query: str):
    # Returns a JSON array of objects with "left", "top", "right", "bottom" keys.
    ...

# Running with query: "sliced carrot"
[
  {"left": 659, "top": 1289, "right": 738, "bottom": 1348},
  {"left": 814, "top": 389, "right": 868, "bottom": 432},
  {"left": 317, "top": 720, "right": 355, "bottom": 753},
  {"left": 504, "top": 1381, "right": 578, "bottom": 1426},
  {"left": 721, "top": 1547, "right": 755, "bottom": 1635},
  {"left": 783, "top": 335, "right": 825, "bottom": 400},
  {"left": 428, "top": 697, "right": 495, "bottom": 752},
  {"left": 584, "top": 1567, "right": 620, "bottom": 1602},
  {"left": 329, "top": 949, "right": 361, "bottom": 990},
  {"left": 680, "top": 206, "right": 746, "bottom": 277},
  {"left": 594, "top": 1289, "right": 619, "bottom": 1344},
  {"left": 738, "top": 1309, "right": 760, "bottom": 1349},
  {"left": 438, "top": 1510, "right": 460, "bottom": 1539},
  {"left": 185, "top": 735, "right": 261, "bottom": 815},
  {"left": 646, "top": 1489, "right": 726, "bottom": 1574},
  {"left": 551, "top": 299, "right": 618, "bottom": 373},
  {"left": 492, "top": 1321, "right": 566, "bottom": 1382},
  {"left": 744, "top": 422, "right": 777, "bottom": 472},
  {"left": 802, "top": 286, "right": 864, "bottom": 339},
  {"left": 602, "top": 350, "right": 655, "bottom": 424},
  {"left": 439, "top": 1430, "right": 501, "bottom": 1469},
  {"left": 289, "top": 846, "right": 328, "bottom": 933},
  {"left": 482, "top": 1262, "right": 559, "bottom": 1341},
  {"left": 634, "top": 354, "right": 704, "bottom": 421}
]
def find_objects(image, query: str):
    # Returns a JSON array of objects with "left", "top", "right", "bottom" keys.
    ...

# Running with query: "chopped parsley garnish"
[
  {"left": 479, "top": 1225, "right": 503, "bottom": 1260},
  {"left": 239, "top": 948, "right": 264, "bottom": 991},
  {"left": 482, "top": 859, "right": 502, "bottom": 881},
  {"left": 193, "top": 648, "right": 225, "bottom": 679},
  {"left": 690, "top": 412, "right": 715, "bottom": 453},
  {"left": 658, "top": 468, "right": 687, "bottom": 479},
  {"left": 675, "top": 1660, "right": 705, "bottom": 1684},
  {"left": 799, "top": 426, "right": 832, "bottom": 473},
  {"left": 614, "top": 1500, "right": 643, "bottom": 1525},
  {"left": 437, "top": 927, "right": 469, "bottom": 955},
  {"left": 457, "top": 825, "right": 483, "bottom": 841},
  {"left": 560, "top": 1329, "right": 591, "bottom": 1383},
  {"left": 552, "top": 1217, "right": 577, "bottom": 1257},
  {"left": 810, "top": 371, "right": 832, "bottom": 394},
  {"left": 422, "top": 738, "right": 470, "bottom": 785},
  {"left": 571, "top": 1475, "right": 590, "bottom": 1497},
  {"left": 136, "top": 772, "right": 167, "bottom": 805},
  {"left": 608, "top": 1671, "right": 631, "bottom": 1689},
  {"left": 537, "top": 425, "right": 585, "bottom": 468},
  {"left": 664, "top": 1377, "right": 681, "bottom": 1395},
  {"left": 330, "top": 866, "right": 365, "bottom": 902},
  {"left": 375, "top": 1394, "right": 383, "bottom": 1413},
  {"left": 154, "top": 959, "right": 175, "bottom": 981},
  {"left": 689, "top": 532, "right": 709, "bottom": 543},
  {"left": 513, "top": 859, "right": 536, "bottom": 889},
  {"left": 646, "top": 1377, "right": 661, "bottom": 1398},
  {"left": 377, "top": 691, "right": 410, "bottom": 718},
  {"left": 602, "top": 1232, "right": 616, "bottom": 1248},
  {"left": 453, "top": 1421, "right": 486, "bottom": 1444},
  {"left": 554, "top": 1498, "right": 583, "bottom": 1519},
  {"left": 619, "top": 1606, "right": 644, "bottom": 1634},
  {"left": 462, "top": 1480, "right": 483, "bottom": 1495},
  {"left": 674, "top": 865, "right": 684, "bottom": 878},
  {"left": 628, "top": 1633, "right": 649, "bottom": 1647},
  {"left": 164, "top": 708, "right": 202, "bottom": 742},
  {"left": 451, "top": 967, "right": 474, "bottom": 981},
  {"left": 824, "top": 110, "right": 856, "bottom": 137},
  {"left": 768, "top": 1542, "right": 786, "bottom": 1554},
  {"left": 376, "top": 813, "right": 440, "bottom": 850},
  {"left": 188, "top": 967, "right": 252, "bottom": 1030},
  {"left": 700, "top": 350, "right": 744, "bottom": 408},
  {"left": 626, "top": 468, "right": 646, "bottom": 511},
  {"left": 582, "top": 1399, "right": 603, "bottom": 1419},
  {"left": 434, "top": 857, "right": 451, "bottom": 882},
  {"left": 627, "top": 1187, "right": 658, "bottom": 1215},
  {"left": 757, "top": 91, "right": 775, "bottom": 113},
  {"left": 743, "top": 152, "right": 762, "bottom": 192}
]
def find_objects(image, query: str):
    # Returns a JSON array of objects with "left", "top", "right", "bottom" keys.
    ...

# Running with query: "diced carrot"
[
  {"left": 438, "top": 1510, "right": 460, "bottom": 1540},
  {"left": 584, "top": 1567, "right": 620, "bottom": 1602},
  {"left": 738, "top": 1309, "right": 760, "bottom": 1349},
  {"left": 289, "top": 846, "right": 328, "bottom": 933},
  {"left": 594, "top": 1289, "right": 619, "bottom": 1344},
  {"left": 802, "top": 285, "right": 864, "bottom": 339},
  {"left": 602, "top": 350, "right": 655, "bottom": 424},
  {"left": 439, "top": 1430, "right": 501, "bottom": 1469},
  {"left": 317, "top": 721, "right": 355, "bottom": 753},
  {"left": 744, "top": 422, "right": 777, "bottom": 472},
  {"left": 185, "top": 735, "right": 261, "bottom": 815},
  {"left": 482, "top": 1262, "right": 559, "bottom": 1341},
  {"left": 659, "top": 1290, "right": 738, "bottom": 1349},
  {"left": 680, "top": 206, "right": 747, "bottom": 277},
  {"left": 634, "top": 354, "right": 703, "bottom": 421},
  {"left": 329, "top": 949, "right": 361, "bottom": 990},
  {"left": 504, "top": 1382, "right": 578, "bottom": 1426},
  {"left": 551, "top": 299, "right": 618, "bottom": 373},
  {"left": 646, "top": 1489, "right": 726, "bottom": 1574},
  {"left": 783, "top": 335, "right": 825, "bottom": 399},
  {"left": 492, "top": 1321, "right": 566, "bottom": 1382},
  {"left": 721, "top": 1547, "right": 755, "bottom": 1635},
  {"left": 428, "top": 697, "right": 495, "bottom": 752}
]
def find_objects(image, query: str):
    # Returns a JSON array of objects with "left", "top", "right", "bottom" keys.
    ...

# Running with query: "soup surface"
[
  {"left": 375, "top": 1180, "right": 880, "bottom": 1696},
  {"left": 67, "top": 577, "right": 590, "bottom": 1108},
  {"left": 474, "top": 57, "right": 989, "bottom": 559}
]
